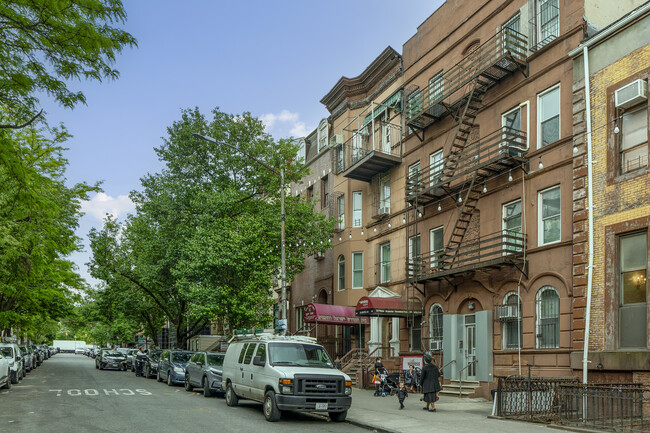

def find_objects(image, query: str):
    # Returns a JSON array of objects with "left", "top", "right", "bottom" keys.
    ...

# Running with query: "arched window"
[
  {"left": 337, "top": 255, "right": 345, "bottom": 291},
  {"left": 536, "top": 286, "right": 560, "bottom": 349},
  {"left": 318, "top": 119, "right": 328, "bottom": 152},
  {"left": 502, "top": 292, "right": 522, "bottom": 350},
  {"left": 429, "top": 304, "right": 443, "bottom": 350}
]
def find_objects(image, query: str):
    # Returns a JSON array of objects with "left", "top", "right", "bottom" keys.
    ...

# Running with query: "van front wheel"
[
  {"left": 329, "top": 410, "right": 347, "bottom": 422},
  {"left": 263, "top": 390, "right": 281, "bottom": 422},
  {"left": 225, "top": 383, "right": 238, "bottom": 407}
]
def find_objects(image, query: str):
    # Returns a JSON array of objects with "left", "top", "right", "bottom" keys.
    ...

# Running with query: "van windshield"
[{"left": 268, "top": 343, "right": 333, "bottom": 368}]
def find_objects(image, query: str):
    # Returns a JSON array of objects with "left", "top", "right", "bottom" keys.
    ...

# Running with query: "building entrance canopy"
[
  {"left": 355, "top": 296, "right": 420, "bottom": 317},
  {"left": 303, "top": 303, "right": 369, "bottom": 325}
]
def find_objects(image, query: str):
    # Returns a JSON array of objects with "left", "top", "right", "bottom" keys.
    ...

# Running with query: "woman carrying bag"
[{"left": 420, "top": 353, "right": 441, "bottom": 412}]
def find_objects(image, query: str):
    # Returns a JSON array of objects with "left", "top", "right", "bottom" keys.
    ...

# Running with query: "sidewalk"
[{"left": 347, "top": 388, "right": 550, "bottom": 433}]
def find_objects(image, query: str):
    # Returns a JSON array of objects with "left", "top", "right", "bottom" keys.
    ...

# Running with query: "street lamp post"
[{"left": 192, "top": 133, "right": 288, "bottom": 333}]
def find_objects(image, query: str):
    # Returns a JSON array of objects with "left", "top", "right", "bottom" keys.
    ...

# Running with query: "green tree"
[
  {"left": 89, "top": 108, "right": 333, "bottom": 346},
  {"left": 0, "top": 0, "right": 137, "bottom": 129},
  {"left": 0, "top": 126, "right": 98, "bottom": 336}
]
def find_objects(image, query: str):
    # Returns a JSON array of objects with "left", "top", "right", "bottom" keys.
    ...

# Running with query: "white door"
[{"left": 464, "top": 315, "right": 477, "bottom": 380}]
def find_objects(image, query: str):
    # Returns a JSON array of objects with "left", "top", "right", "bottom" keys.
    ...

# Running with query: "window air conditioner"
[
  {"left": 498, "top": 305, "right": 519, "bottom": 321},
  {"left": 615, "top": 79, "right": 648, "bottom": 109},
  {"left": 330, "top": 134, "right": 343, "bottom": 146},
  {"left": 429, "top": 340, "right": 442, "bottom": 351},
  {"left": 378, "top": 207, "right": 390, "bottom": 216}
]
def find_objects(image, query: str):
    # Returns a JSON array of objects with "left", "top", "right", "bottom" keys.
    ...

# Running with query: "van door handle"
[{"left": 250, "top": 374, "right": 253, "bottom": 380}]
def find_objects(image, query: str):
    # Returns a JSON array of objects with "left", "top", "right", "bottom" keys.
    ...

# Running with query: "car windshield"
[
  {"left": 105, "top": 351, "right": 123, "bottom": 357},
  {"left": 0, "top": 347, "right": 13, "bottom": 357},
  {"left": 149, "top": 352, "right": 161, "bottom": 361},
  {"left": 206, "top": 354, "right": 224, "bottom": 367},
  {"left": 268, "top": 343, "right": 333, "bottom": 368},
  {"left": 172, "top": 352, "right": 192, "bottom": 363}
]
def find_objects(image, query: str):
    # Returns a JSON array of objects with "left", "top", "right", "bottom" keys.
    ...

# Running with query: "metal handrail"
[
  {"left": 458, "top": 359, "right": 478, "bottom": 398},
  {"left": 334, "top": 119, "right": 402, "bottom": 174}
]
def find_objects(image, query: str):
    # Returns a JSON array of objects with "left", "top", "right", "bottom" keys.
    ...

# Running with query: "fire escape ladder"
[
  {"left": 443, "top": 173, "right": 483, "bottom": 270},
  {"left": 438, "top": 78, "right": 489, "bottom": 189}
]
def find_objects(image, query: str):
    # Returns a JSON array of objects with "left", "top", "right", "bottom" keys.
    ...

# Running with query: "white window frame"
[
  {"left": 317, "top": 119, "right": 328, "bottom": 152},
  {"left": 429, "top": 226, "right": 444, "bottom": 269},
  {"left": 537, "top": 0, "right": 560, "bottom": 45},
  {"left": 337, "top": 195, "right": 345, "bottom": 231},
  {"left": 535, "top": 285, "right": 560, "bottom": 349},
  {"left": 379, "top": 242, "right": 391, "bottom": 284},
  {"left": 379, "top": 176, "right": 390, "bottom": 212},
  {"left": 352, "top": 252, "right": 363, "bottom": 289},
  {"left": 337, "top": 255, "right": 345, "bottom": 291},
  {"left": 429, "top": 150, "right": 444, "bottom": 186},
  {"left": 352, "top": 191, "right": 362, "bottom": 228},
  {"left": 503, "top": 199, "right": 523, "bottom": 254},
  {"left": 429, "top": 303, "right": 443, "bottom": 342},
  {"left": 408, "top": 234, "right": 421, "bottom": 278},
  {"left": 538, "top": 185, "right": 561, "bottom": 246},
  {"left": 381, "top": 122, "right": 391, "bottom": 153},
  {"left": 502, "top": 291, "right": 522, "bottom": 350},
  {"left": 429, "top": 71, "right": 444, "bottom": 105},
  {"left": 619, "top": 106, "right": 649, "bottom": 174},
  {"left": 537, "top": 84, "right": 561, "bottom": 149}
]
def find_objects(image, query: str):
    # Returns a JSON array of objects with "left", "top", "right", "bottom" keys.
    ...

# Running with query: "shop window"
[{"left": 618, "top": 232, "right": 647, "bottom": 348}]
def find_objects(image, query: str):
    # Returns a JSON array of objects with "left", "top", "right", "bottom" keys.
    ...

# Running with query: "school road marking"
[{"left": 49, "top": 389, "right": 152, "bottom": 396}]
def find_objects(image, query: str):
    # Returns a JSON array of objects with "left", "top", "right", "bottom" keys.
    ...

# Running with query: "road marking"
[{"left": 48, "top": 388, "right": 152, "bottom": 396}]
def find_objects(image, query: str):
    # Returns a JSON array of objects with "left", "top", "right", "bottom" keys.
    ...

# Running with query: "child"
[{"left": 397, "top": 381, "right": 408, "bottom": 409}]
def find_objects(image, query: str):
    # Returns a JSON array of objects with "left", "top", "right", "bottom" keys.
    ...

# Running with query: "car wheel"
[
  {"left": 263, "top": 390, "right": 281, "bottom": 422},
  {"left": 167, "top": 371, "right": 173, "bottom": 386},
  {"left": 184, "top": 374, "right": 194, "bottom": 391},
  {"left": 156, "top": 370, "right": 162, "bottom": 382},
  {"left": 99, "top": 363, "right": 104, "bottom": 370},
  {"left": 10, "top": 371, "right": 18, "bottom": 384},
  {"left": 329, "top": 410, "right": 348, "bottom": 422},
  {"left": 2, "top": 371, "right": 10, "bottom": 389},
  {"left": 95, "top": 363, "right": 98, "bottom": 369},
  {"left": 225, "top": 383, "right": 238, "bottom": 407},
  {"left": 202, "top": 377, "right": 213, "bottom": 397}
]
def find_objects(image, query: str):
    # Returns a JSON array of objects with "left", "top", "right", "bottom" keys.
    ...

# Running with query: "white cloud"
[
  {"left": 81, "top": 192, "right": 135, "bottom": 222},
  {"left": 260, "top": 109, "right": 311, "bottom": 138}
]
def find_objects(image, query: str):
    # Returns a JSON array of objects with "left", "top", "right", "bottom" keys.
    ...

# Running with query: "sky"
[{"left": 39, "top": 0, "right": 443, "bottom": 285}]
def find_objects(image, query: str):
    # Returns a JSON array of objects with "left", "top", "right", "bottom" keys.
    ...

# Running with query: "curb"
[{"left": 346, "top": 418, "right": 400, "bottom": 433}]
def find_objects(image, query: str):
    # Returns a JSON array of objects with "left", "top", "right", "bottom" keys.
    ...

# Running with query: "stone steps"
[{"left": 438, "top": 379, "right": 481, "bottom": 397}]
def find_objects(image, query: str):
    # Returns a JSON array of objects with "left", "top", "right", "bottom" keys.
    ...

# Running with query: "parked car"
[
  {"left": 221, "top": 333, "right": 351, "bottom": 422},
  {"left": 91, "top": 348, "right": 100, "bottom": 359},
  {"left": 0, "top": 343, "right": 24, "bottom": 384},
  {"left": 95, "top": 349, "right": 127, "bottom": 371},
  {"left": 18, "top": 345, "right": 33, "bottom": 373},
  {"left": 143, "top": 350, "right": 162, "bottom": 379},
  {"left": 0, "top": 352, "right": 11, "bottom": 390},
  {"left": 184, "top": 352, "right": 225, "bottom": 397},
  {"left": 125, "top": 349, "right": 138, "bottom": 371},
  {"left": 157, "top": 349, "right": 193, "bottom": 386}
]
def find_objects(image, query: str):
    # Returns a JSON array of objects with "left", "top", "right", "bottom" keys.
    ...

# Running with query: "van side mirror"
[
  {"left": 252, "top": 356, "right": 265, "bottom": 367},
  {"left": 196, "top": 362, "right": 203, "bottom": 368}
]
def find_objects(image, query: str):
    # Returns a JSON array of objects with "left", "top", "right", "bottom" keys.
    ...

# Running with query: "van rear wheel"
[
  {"left": 263, "top": 390, "right": 281, "bottom": 422},
  {"left": 225, "top": 383, "right": 238, "bottom": 407}
]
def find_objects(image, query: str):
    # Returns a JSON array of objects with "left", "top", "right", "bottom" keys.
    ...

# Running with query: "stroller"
[{"left": 373, "top": 369, "right": 400, "bottom": 396}]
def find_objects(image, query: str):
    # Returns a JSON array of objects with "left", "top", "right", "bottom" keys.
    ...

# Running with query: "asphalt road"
[{"left": 0, "top": 353, "right": 367, "bottom": 433}]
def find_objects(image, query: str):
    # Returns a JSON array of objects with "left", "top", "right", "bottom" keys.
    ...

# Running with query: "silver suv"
[{"left": 221, "top": 333, "right": 351, "bottom": 422}]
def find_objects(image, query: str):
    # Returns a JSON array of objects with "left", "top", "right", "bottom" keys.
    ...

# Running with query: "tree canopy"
[
  {"left": 89, "top": 108, "right": 333, "bottom": 347},
  {"left": 0, "top": 0, "right": 137, "bottom": 129}
]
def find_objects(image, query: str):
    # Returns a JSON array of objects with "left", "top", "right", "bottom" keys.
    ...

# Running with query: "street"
[{"left": 0, "top": 354, "right": 367, "bottom": 433}]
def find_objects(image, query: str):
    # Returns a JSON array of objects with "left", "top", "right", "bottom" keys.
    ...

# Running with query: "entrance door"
[
  {"left": 464, "top": 315, "right": 477, "bottom": 380},
  {"left": 341, "top": 327, "right": 352, "bottom": 356}
]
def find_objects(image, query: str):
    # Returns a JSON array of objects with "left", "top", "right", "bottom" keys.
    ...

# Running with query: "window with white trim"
[
  {"left": 429, "top": 150, "right": 443, "bottom": 186},
  {"left": 379, "top": 242, "right": 391, "bottom": 284},
  {"left": 503, "top": 199, "right": 523, "bottom": 253},
  {"left": 352, "top": 252, "right": 363, "bottom": 289},
  {"left": 337, "top": 194, "right": 345, "bottom": 231},
  {"left": 317, "top": 119, "right": 328, "bottom": 152},
  {"left": 538, "top": 84, "right": 560, "bottom": 148},
  {"left": 538, "top": 185, "right": 560, "bottom": 245},
  {"left": 337, "top": 255, "right": 345, "bottom": 291},
  {"left": 535, "top": 286, "right": 560, "bottom": 349},
  {"left": 618, "top": 231, "right": 647, "bottom": 348},
  {"left": 352, "top": 192, "right": 362, "bottom": 227},
  {"left": 379, "top": 176, "right": 390, "bottom": 212},
  {"left": 430, "top": 226, "right": 444, "bottom": 269},
  {"left": 619, "top": 106, "right": 648, "bottom": 174},
  {"left": 429, "top": 303, "right": 443, "bottom": 343},
  {"left": 502, "top": 292, "right": 522, "bottom": 350},
  {"left": 429, "top": 71, "right": 444, "bottom": 104}
]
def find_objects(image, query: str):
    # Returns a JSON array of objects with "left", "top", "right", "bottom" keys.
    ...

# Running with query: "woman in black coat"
[{"left": 419, "top": 353, "right": 441, "bottom": 412}]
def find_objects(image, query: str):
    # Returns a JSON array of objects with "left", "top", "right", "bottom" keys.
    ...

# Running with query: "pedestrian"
[
  {"left": 135, "top": 347, "right": 146, "bottom": 377},
  {"left": 405, "top": 364, "right": 417, "bottom": 393},
  {"left": 374, "top": 357, "right": 384, "bottom": 375},
  {"left": 333, "top": 356, "right": 342, "bottom": 370},
  {"left": 420, "top": 353, "right": 441, "bottom": 412},
  {"left": 397, "top": 381, "right": 408, "bottom": 409}
]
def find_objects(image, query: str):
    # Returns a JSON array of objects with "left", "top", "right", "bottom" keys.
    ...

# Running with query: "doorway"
[{"left": 464, "top": 315, "right": 477, "bottom": 380}]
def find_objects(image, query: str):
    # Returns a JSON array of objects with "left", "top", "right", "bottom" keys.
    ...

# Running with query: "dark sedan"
[
  {"left": 184, "top": 352, "right": 224, "bottom": 397},
  {"left": 143, "top": 350, "right": 162, "bottom": 379},
  {"left": 96, "top": 350, "right": 128, "bottom": 371}
]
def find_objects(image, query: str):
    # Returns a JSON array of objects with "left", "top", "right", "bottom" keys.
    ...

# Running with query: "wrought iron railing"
[
  {"left": 529, "top": 0, "right": 560, "bottom": 52},
  {"left": 407, "top": 230, "right": 526, "bottom": 281},
  {"left": 334, "top": 119, "right": 402, "bottom": 174},
  {"left": 406, "top": 127, "right": 526, "bottom": 200},
  {"left": 406, "top": 27, "right": 527, "bottom": 123}
]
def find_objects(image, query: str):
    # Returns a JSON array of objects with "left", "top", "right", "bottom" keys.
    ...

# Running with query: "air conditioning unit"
[
  {"left": 330, "top": 134, "right": 343, "bottom": 146},
  {"left": 378, "top": 207, "right": 390, "bottom": 216},
  {"left": 429, "top": 340, "right": 442, "bottom": 351},
  {"left": 615, "top": 79, "right": 648, "bottom": 109},
  {"left": 497, "top": 305, "right": 519, "bottom": 321}
]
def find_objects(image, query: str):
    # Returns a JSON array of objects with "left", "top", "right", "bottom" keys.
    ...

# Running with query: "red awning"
[
  {"left": 303, "top": 303, "right": 369, "bottom": 326},
  {"left": 355, "top": 296, "right": 417, "bottom": 317}
]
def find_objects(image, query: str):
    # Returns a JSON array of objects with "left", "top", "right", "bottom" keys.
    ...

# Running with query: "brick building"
[{"left": 569, "top": 2, "right": 650, "bottom": 384}]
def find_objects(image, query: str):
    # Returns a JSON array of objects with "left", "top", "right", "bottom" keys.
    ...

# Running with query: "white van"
[{"left": 221, "top": 333, "right": 352, "bottom": 422}]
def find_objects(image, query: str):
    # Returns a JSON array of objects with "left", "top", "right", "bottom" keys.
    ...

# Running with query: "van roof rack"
[{"left": 228, "top": 331, "right": 317, "bottom": 344}]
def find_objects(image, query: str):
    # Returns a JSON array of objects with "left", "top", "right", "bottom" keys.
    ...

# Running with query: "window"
[
  {"left": 382, "top": 122, "right": 391, "bottom": 153},
  {"left": 352, "top": 131, "right": 363, "bottom": 162},
  {"left": 297, "top": 138, "right": 306, "bottom": 162},
  {"left": 317, "top": 119, "right": 328, "bottom": 152},
  {"left": 503, "top": 106, "right": 522, "bottom": 132},
  {"left": 336, "top": 144, "right": 344, "bottom": 173},
  {"left": 352, "top": 192, "right": 362, "bottom": 227},
  {"left": 538, "top": 85, "right": 560, "bottom": 148},
  {"left": 408, "top": 235, "right": 421, "bottom": 278},
  {"left": 502, "top": 13, "right": 520, "bottom": 34},
  {"left": 537, "top": 0, "right": 559, "bottom": 47},
  {"left": 306, "top": 186, "right": 313, "bottom": 201},
  {"left": 337, "top": 195, "right": 345, "bottom": 231},
  {"left": 408, "top": 161, "right": 421, "bottom": 191},
  {"left": 538, "top": 186, "right": 560, "bottom": 245},
  {"left": 379, "top": 176, "right": 390, "bottom": 212},
  {"left": 380, "top": 243, "right": 391, "bottom": 284},
  {"left": 535, "top": 286, "right": 560, "bottom": 349},
  {"left": 618, "top": 232, "right": 647, "bottom": 348},
  {"left": 352, "top": 252, "right": 363, "bottom": 289},
  {"left": 321, "top": 176, "right": 329, "bottom": 208},
  {"left": 238, "top": 344, "right": 249, "bottom": 363},
  {"left": 243, "top": 343, "right": 257, "bottom": 364},
  {"left": 337, "top": 255, "right": 345, "bottom": 291},
  {"left": 429, "top": 150, "right": 443, "bottom": 186},
  {"left": 408, "top": 314, "right": 423, "bottom": 352},
  {"left": 503, "top": 199, "right": 523, "bottom": 253},
  {"left": 619, "top": 107, "right": 648, "bottom": 173},
  {"left": 429, "top": 303, "right": 443, "bottom": 343},
  {"left": 502, "top": 292, "right": 522, "bottom": 350},
  {"left": 254, "top": 344, "right": 266, "bottom": 362},
  {"left": 502, "top": 13, "right": 521, "bottom": 54},
  {"left": 430, "top": 226, "right": 444, "bottom": 269},
  {"left": 429, "top": 71, "right": 444, "bottom": 105}
]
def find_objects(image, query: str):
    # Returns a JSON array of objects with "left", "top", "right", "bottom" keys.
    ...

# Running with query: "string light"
[
  {"left": 437, "top": 203, "right": 441, "bottom": 211},
  {"left": 402, "top": 217, "right": 406, "bottom": 224},
  {"left": 482, "top": 183, "right": 487, "bottom": 194},
  {"left": 508, "top": 170, "right": 513, "bottom": 182},
  {"left": 614, "top": 124, "right": 620, "bottom": 134},
  {"left": 418, "top": 210, "right": 423, "bottom": 218},
  {"left": 387, "top": 221, "right": 392, "bottom": 228},
  {"left": 458, "top": 194, "right": 462, "bottom": 203},
  {"left": 339, "top": 236, "right": 341, "bottom": 241},
  {"left": 348, "top": 232, "right": 352, "bottom": 239},
  {"left": 361, "top": 230, "right": 364, "bottom": 236},
  {"left": 538, "top": 157, "right": 543, "bottom": 170},
  {"left": 373, "top": 227, "right": 377, "bottom": 232}
]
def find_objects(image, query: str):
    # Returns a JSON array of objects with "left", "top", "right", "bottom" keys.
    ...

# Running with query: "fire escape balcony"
[
  {"left": 406, "top": 127, "right": 527, "bottom": 204},
  {"left": 333, "top": 118, "right": 402, "bottom": 182},
  {"left": 406, "top": 27, "right": 527, "bottom": 132},
  {"left": 407, "top": 230, "right": 527, "bottom": 284}
]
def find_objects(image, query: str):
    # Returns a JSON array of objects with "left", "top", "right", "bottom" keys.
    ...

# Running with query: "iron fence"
[{"left": 557, "top": 384, "right": 650, "bottom": 432}]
